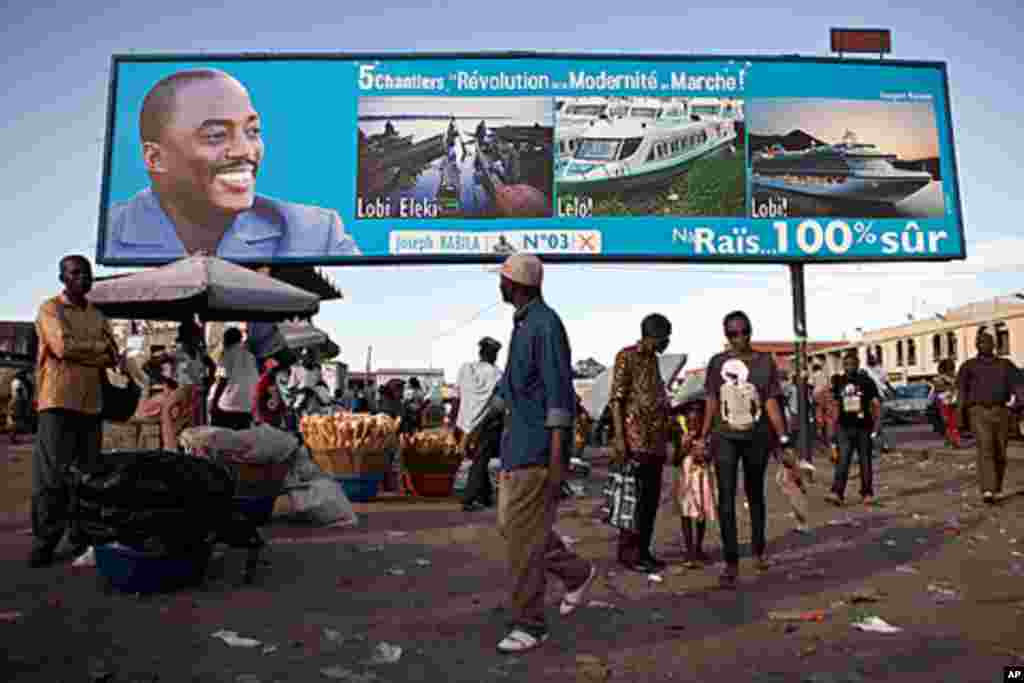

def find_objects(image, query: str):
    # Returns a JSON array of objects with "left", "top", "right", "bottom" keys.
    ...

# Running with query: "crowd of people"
[
  {"left": 22, "top": 250, "right": 1024, "bottom": 657},
  {"left": 445, "top": 253, "right": 1023, "bottom": 652}
]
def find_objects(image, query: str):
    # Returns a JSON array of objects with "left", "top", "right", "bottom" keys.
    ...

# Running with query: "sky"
[{"left": 2, "top": 0, "right": 1023, "bottom": 384}]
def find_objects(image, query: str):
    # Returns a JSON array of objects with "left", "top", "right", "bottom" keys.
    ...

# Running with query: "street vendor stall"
[
  {"left": 90, "top": 255, "right": 321, "bottom": 448},
  {"left": 78, "top": 256, "right": 326, "bottom": 590}
]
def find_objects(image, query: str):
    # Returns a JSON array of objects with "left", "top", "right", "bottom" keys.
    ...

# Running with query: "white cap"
[{"left": 499, "top": 253, "right": 543, "bottom": 287}]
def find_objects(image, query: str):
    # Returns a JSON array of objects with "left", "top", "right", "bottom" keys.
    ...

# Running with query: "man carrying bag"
[{"left": 607, "top": 313, "right": 677, "bottom": 573}]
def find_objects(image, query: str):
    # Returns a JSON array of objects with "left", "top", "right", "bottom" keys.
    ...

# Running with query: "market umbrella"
[
  {"left": 277, "top": 322, "right": 340, "bottom": 360},
  {"left": 586, "top": 353, "right": 688, "bottom": 420},
  {"left": 89, "top": 255, "right": 320, "bottom": 322}
]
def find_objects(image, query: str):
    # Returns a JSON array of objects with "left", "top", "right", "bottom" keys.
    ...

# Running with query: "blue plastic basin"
[
  {"left": 232, "top": 495, "right": 278, "bottom": 526},
  {"left": 335, "top": 473, "right": 384, "bottom": 503},
  {"left": 95, "top": 543, "right": 210, "bottom": 594}
]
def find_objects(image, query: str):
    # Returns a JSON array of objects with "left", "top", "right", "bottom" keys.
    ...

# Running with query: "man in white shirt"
[
  {"left": 456, "top": 337, "right": 503, "bottom": 511},
  {"left": 209, "top": 327, "right": 260, "bottom": 429}
]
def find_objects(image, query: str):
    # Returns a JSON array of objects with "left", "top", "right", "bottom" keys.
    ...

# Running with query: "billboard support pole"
[{"left": 789, "top": 263, "right": 812, "bottom": 465}]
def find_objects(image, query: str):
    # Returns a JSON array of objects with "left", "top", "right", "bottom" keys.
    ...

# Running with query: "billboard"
[{"left": 97, "top": 52, "right": 965, "bottom": 266}]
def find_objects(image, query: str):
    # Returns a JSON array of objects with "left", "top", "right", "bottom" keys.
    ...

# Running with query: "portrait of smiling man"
[{"left": 104, "top": 68, "right": 360, "bottom": 261}]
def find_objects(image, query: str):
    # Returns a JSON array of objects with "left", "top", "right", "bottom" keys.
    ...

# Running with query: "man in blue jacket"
[
  {"left": 489, "top": 253, "right": 595, "bottom": 654},
  {"left": 103, "top": 68, "right": 360, "bottom": 262}
]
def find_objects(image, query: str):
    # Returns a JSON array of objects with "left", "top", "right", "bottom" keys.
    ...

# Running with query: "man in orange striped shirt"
[{"left": 30, "top": 255, "right": 119, "bottom": 568}]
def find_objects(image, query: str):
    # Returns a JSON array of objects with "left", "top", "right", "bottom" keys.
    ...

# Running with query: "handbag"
[
  {"left": 101, "top": 371, "right": 142, "bottom": 423},
  {"left": 600, "top": 459, "right": 642, "bottom": 533}
]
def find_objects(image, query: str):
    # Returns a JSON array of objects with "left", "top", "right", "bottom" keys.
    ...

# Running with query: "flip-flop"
[
  {"left": 496, "top": 629, "right": 548, "bottom": 653},
  {"left": 559, "top": 564, "right": 597, "bottom": 616}
]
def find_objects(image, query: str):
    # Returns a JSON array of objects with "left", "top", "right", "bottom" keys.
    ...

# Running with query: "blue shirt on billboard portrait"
[
  {"left": 497, "top": 298, "right": 576, "bottom": 471},
  {"left": 104, "top": 188, "right": 361, "bottom": 261}
]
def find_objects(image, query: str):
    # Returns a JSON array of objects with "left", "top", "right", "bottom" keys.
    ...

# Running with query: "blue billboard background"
[{"left": 98, "top": 53, "right": 964, "bottom": 265}]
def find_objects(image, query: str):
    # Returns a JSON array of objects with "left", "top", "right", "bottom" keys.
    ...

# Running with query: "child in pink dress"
[{"left": 672, "top": 399, "right": 717, "bottom": 567}]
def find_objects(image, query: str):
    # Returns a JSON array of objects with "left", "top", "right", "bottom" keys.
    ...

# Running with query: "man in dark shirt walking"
[
  {"left": 490, "top": 253, "right": 595, "bottom": 654},
  {"left": 957, "top": 332, "right": 1021, "bottom": 504},
  {"left": 825, "top": 351, "right": 881, "bottom": 507}
]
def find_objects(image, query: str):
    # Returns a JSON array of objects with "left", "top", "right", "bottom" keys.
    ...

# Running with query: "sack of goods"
[
  {"left": 74, "top": 450, "right": 261, "bottom": 555},
  {"left": 179, "top": 424, "right": 300, "bottom": 464},
  {"left": 280, "top": 445, "right": 359, "bottom": 528}
]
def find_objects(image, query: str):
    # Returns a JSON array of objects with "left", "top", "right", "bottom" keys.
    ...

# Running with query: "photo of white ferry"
[
  {"left": 555, "top": 96, "right": 741, "bottom": 195},
  {"left": 554, "top": 97, "right": 629, "bottom": 168},
  {"left": 751, "top": 130, "right": 933, "bottom": 204}
]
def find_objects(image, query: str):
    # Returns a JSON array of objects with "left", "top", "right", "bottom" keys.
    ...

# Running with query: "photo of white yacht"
[
  {"left": 555, "top": 96, "right": 740, "bottom": 195},
  {"left": 751, "top": 130, "right": 933, "bottom": 204},
  {"left": 747, "top": 98, "right": 945, "bottom": 217}
]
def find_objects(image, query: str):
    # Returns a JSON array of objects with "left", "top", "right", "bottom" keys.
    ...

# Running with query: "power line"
[{"left": 428, "top": 301, "right": 503, "bottom": 344}]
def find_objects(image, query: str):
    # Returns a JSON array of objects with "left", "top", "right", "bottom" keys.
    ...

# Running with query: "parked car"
[{"left": 883, "top": 382, "right": 934, "bottom": 424}]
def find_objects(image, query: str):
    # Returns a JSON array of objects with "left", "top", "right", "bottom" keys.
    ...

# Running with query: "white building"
[{"left": 810, "top": 295, "right": 1024, "bottom": 382}]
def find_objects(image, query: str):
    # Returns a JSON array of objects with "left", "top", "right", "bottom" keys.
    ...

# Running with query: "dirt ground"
[{"left": 1, "top": 438, "right": 1022, "bottom": 682}]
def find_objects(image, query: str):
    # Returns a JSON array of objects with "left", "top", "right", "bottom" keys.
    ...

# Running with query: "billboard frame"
[{"left": 96, "top": 51, "right": 965, "bottom": 267}]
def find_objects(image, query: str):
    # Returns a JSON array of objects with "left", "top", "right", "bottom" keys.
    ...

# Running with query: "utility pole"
[{"left": 790, "top": 264, "right": 811, "bottom": 466}]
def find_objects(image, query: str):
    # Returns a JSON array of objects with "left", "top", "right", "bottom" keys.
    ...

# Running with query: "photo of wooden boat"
[
  {"left": 361, "top": 133, "right": 444, "bottom": 169},
  {"left": 356, "top": 96, "right": 554, "bottom": 219}
]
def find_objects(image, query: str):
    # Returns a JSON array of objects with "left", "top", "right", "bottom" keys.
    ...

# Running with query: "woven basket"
[
  {"left": 311, "top": 448, "right": 389, "bottom": 476},
  {"left": 407, "top": 472, "right": 456, "bottom": 497}
]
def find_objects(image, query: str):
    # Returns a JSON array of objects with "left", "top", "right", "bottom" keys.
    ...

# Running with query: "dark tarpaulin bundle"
[{"left": 74, "top": 451, "right": 261, "bottom": 554}]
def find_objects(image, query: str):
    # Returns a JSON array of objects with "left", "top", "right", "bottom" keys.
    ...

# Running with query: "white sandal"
[
  {"left": 496, "top": 629, "right": 548, "bottom": 653},
  {"left": 559, "top": 564, "right": 597, "bottom": 616}
]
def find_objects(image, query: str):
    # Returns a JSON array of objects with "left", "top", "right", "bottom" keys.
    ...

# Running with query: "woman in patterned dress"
[{"left": 672, "top": 397, "right": 717, "bottom": 568}]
